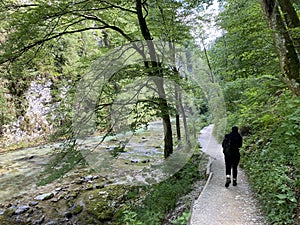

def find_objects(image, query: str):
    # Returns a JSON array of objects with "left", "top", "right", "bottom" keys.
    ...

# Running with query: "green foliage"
[
  {"left": 226, "top": 81, "right": 300, "bottom": 224},
  {"left": 147, "top": 0, "right": 192, "bottom": 44},
  {"left": 0, "top": 84, "right": 14, "bottom": 126},
  {"left": 211, "top": 0, "right": 279, "bottom": 81},
  {"left": 171, "top": 210, "right": 191, "bottom": 225},
  {"left": 122, "top": 210, "right": 143, "bottom": 225},
  {"left": 118, "top": 151, "right": 206, "bottom": 224}
]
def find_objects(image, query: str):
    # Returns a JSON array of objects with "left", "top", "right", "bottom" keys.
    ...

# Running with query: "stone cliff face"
[{"left": 1, "top": 77, "right": 64, "bottom": 148}]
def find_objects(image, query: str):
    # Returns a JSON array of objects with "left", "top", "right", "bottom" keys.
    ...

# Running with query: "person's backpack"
[{"left": 222, "top": 135, "right": 232, "bottom": 155}]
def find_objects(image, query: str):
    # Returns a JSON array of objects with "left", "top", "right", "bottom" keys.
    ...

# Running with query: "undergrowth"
[
  {"left": 117, "top": 149, "right": 207, "bottom": 225},
  {"left": 225, "top": 78, "right": 300, "bottom": 224}
]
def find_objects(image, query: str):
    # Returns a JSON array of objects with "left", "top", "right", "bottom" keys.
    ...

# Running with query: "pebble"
[
  {"left": 95, "top": 183, "right": 105, "bottom": 189},
  {"left": 28, "top": 201, "right": 39, "bottom": 206},
  {"left": 63, "top": 211, "right": 72, "bottom": 219},
  {"left": 131, "top": 159, "right": 139, "bottom": 163},
  {"left": 33, "top": 215, "right": 45, "bottom": 225},
  {"left": 55, "top": 187, "right": 62, "bottom": 192},
  {"left": 45, "top": 221, "right": 56, "bottom": 225},
  {"left": 34, "top": 193, "right": 54, "bottom": 201},
  {"left": 85, "top": 184, "right": 93, "bottom": 190},
  {"left": 50, "top": 198, "right": 60, "bottom": 203},
  {"left": 15, "top": 205, "right": 30, "bottom": 215},
  {"left": 75, "top": 178, "right": 84, "bottom": 184},
  {"left": 85, "top": 175, "right": 93, "bottom": 181}
]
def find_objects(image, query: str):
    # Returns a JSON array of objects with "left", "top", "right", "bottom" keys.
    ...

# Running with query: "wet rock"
[
  {"left": 4, "top": 207, "right": 15, "bottom": 217},
  {"left": 142, "top": 159, "right": 150, "bottom": 163},
  {"left": 45, "top": 221, "right": 56, "bottom": 225},
  {"left": 85, "top": 175, "right": 93, "bottom": 181},
  {"left": 3, "top": 203, "right": 12, "bottom": 208},
  {"left": 106, "top": 179, "right": 114, "bottom": 184},
  {"left": 55, "top": 187, "right": 62, "bottom": 192},
  {"left": 131, "top": 159, "right": 139, "bottom": 163},
  {"left": 65, "top": 190, "right": 78, "bottom": 199},
  {"left": 74, "top": 178, "right": 84, "bottom": 184},
  {"left": 85, "top": 184, "right": 94, "bottom": 190},
  {"left": 95, "top": 183, "right": 105, "bottom": 189},
  {"left": 62, "top": 186, "right": 69, "bottom": 191},
  {"left": 32, "top": 215, "right": 45, "bottom": 225},
  {"left": 15, "top": 217, "right": 26, "bottom": 224},
  {"left": 15, "top": 205, "right": 30, "bottom": 215},
  {"left": 34, "top": 192, "right": 54, "bottom": 201},
  {"left": 28, "top": 201, "right": 38, "bottom": 206},
  {"left": 17, "top": 155, "right": 35, "bottom": 161},
  {"left": 50, "top": 198, "right": 60, "bottom": 203},
  {"left": 63, "top": 211, "right": 72, "bottom": 219}
]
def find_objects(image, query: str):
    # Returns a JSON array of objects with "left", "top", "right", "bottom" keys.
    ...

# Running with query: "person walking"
[{"left": 222, "top": 126, "right": 243, "bottom": 187}]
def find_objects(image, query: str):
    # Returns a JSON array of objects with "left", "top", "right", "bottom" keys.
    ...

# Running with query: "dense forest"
[{"left": 0, "top": 0, "right": 299, "bottom": 224}]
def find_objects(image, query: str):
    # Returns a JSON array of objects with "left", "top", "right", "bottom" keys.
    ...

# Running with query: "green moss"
[
  {"left": 3, "top": 208, "right": 15, "bottom": 217},
  {"left": 85, "top": 185, "right": 129, "bottom": 222},
  {"left": 0, "top": 138, "right": 49, "bottom": 152},
  {"left": 0, "top": 215, "right": 25, "bottom": 225},
  {"left": 73, "top": 205, "right": 83, "bottom": 215},
  {"left": 0, "top": 216, "right": 12, "bottom": 225},
  {"left": 118, "top": 151, "right": 208, "bottom": 225}
]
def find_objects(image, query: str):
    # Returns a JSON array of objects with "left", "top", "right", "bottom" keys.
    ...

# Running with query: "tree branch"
[
  {"left": 0, "top": 26, "right": 108, "bottom": 64},
  {"left": 77, "top": 14, "right": 134, "bottom": 42}
]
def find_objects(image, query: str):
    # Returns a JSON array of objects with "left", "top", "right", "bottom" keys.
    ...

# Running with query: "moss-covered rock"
[
  {"left": 0, "top": 215, "right": 26, "bottom": 225},
  {"left": 73, "top": 204, "right": 83, "bottom": 215},
  {"left": 83, "top": 185, "right": 129, "bottom": 222},
  {"left": 3, "top": 208, "right": 15, "bottom": 217}
]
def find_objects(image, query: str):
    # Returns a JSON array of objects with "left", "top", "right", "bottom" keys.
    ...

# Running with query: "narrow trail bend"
[{"left": 190, "top": 125, "right": 268, "bottom": 225}]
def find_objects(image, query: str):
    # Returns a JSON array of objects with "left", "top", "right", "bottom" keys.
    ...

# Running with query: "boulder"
[{"left": 34, "top": 193, "right": 54, "bottom": 201}]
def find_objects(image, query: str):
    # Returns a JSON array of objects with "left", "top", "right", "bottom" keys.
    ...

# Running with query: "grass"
[{"left": 116, "top": 148, "right": 208, "bottom": 225}]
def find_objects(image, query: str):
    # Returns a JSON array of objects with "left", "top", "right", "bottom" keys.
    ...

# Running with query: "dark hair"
[{"left": 232, "top": 126, "right": 239, "bottom": 132}]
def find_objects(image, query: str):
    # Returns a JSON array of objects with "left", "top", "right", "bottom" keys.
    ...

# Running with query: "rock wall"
[{"left": 1, "top": 77, "right": 57, "bottom": 147}]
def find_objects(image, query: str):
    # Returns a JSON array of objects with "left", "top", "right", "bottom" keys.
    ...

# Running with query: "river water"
[{"left": 0, "top": 121, "right": 195, "bottom": 203}]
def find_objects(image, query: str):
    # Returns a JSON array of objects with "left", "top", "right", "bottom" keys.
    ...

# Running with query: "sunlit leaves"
[{"left": 210, "top": 0, "right": 279, "bottom": 81}]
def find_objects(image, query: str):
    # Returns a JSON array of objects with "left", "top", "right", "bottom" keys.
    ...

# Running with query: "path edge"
[{"left": 187, "top": 155, "right": 214, "bottom": 225}]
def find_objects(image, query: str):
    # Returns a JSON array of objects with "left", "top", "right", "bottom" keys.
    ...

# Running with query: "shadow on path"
[{"left": 189, "top": 125, "right": 268, "bottom": 225}]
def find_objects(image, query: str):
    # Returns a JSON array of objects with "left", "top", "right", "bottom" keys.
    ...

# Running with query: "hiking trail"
[{"left": 189, "top": 125, "right": 267, "bottom": 225}]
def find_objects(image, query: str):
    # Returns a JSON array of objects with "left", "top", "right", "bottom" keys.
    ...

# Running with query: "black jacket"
[
  {"left": 222, "top": 131, "right": 242, "bottom": 153},
  {"left": 229, "top": 131, "right": 242, "bottom": 149}
]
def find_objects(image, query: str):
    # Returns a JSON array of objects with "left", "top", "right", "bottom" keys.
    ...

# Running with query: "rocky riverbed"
[{"left": 0, "top": 121, "right": 208, "bottom": 224}]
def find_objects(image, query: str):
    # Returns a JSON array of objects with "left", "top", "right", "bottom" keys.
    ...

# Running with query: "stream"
[{"left": 0, "top": 121, "right": 195, "bottom": 203}]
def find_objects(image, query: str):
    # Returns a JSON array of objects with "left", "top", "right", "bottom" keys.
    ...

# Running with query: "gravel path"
[{"left": 189, "top": 125, "right": 268, "bottom": 225}]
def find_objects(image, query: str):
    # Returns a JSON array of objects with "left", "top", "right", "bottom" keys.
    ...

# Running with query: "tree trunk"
[
  {"left": 169, "top": 41, "right": 190, "bottom": 146},
  {"left": 260, "top": 0, "right": 300, "bottom": 95},
  {"left": 153, "top": 77, "right": 173, "bottom": 158},
  {"left": 136, "top": 0, "right": 173, "bottom": 158},
  {"left": 278, "top": 0, "right": 300, "bottom": 56},
  {"left": 178, "top": 88, "right": 191, "bottom": 146},
  {"left": 175, "top": 84, "right": 181, "bottom": 141}
]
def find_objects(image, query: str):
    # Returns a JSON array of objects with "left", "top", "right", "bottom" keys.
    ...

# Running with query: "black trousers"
[{"left": 224, "top": 152, "right": 240, "bottom": 179}]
